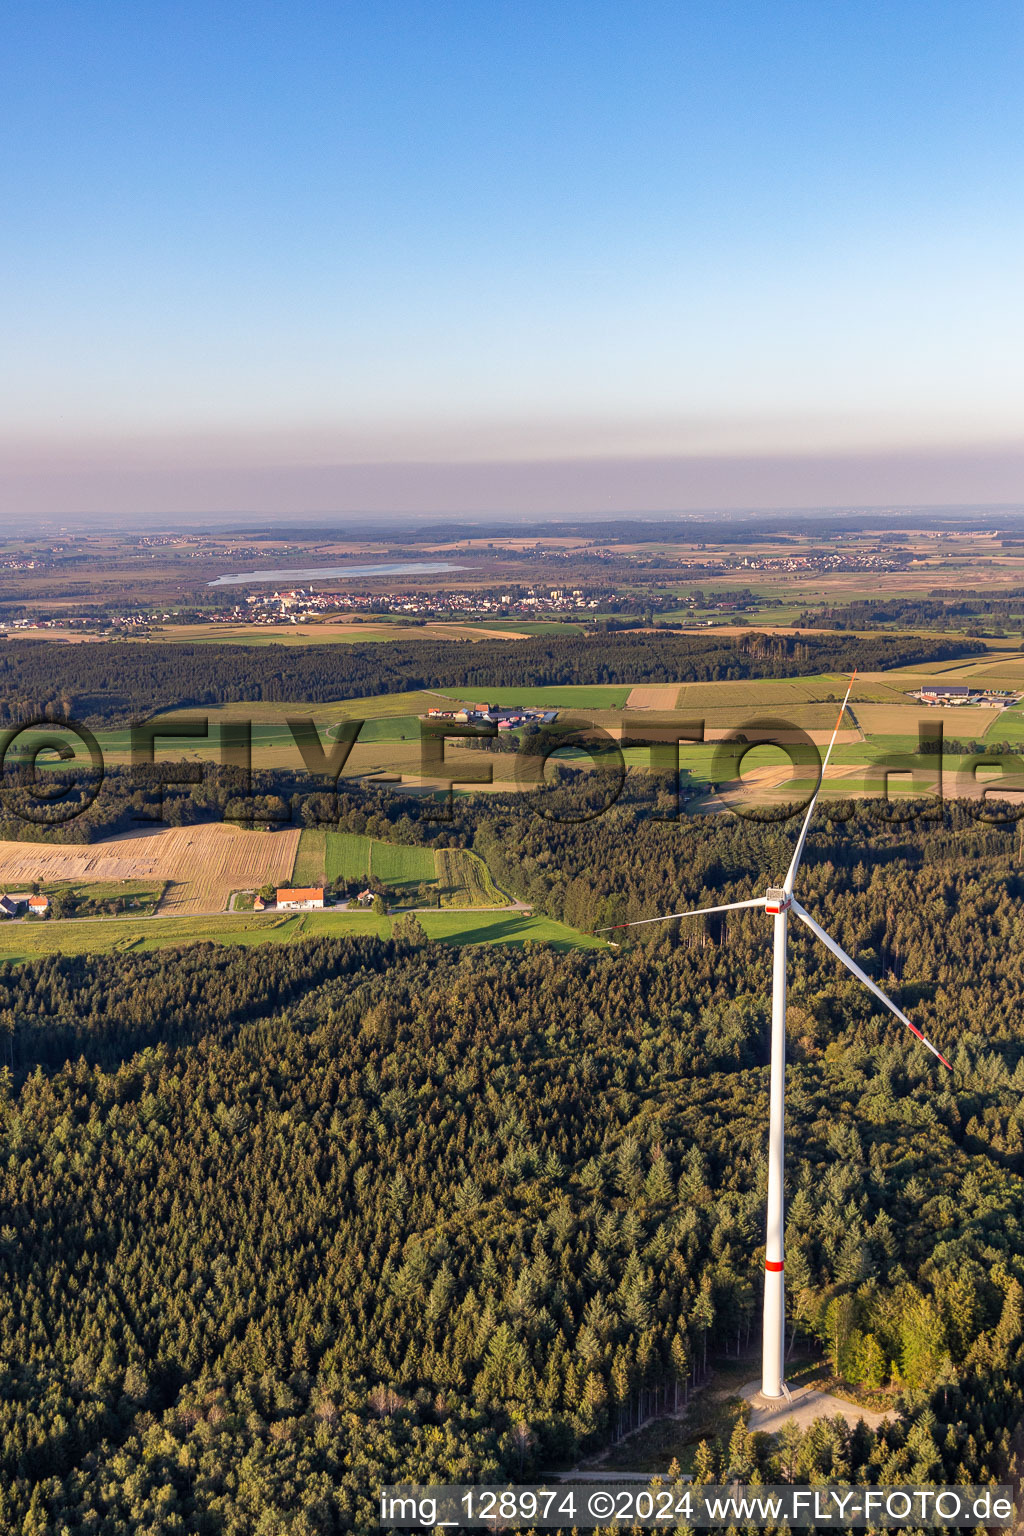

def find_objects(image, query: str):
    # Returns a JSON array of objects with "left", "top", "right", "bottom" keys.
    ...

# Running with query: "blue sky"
[{"left": 1, "top": 1, "right": 1022, "bottom": 516}]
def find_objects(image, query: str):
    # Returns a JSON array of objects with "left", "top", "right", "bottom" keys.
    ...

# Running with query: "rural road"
[{"left": 4, "top": 897, "right": 533, "bottom": 925}]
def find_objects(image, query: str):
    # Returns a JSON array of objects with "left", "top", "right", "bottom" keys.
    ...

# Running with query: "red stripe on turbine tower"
[{"left": 765, "top": 1261, "right": 784, "bottom": 1272}]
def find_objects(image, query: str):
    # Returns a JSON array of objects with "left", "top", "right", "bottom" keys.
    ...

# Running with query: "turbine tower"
[{"left": 600, "top": 673, "right": 952, "bottom": 1400}]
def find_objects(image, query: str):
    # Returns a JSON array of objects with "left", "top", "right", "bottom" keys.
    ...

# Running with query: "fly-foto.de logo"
[{"left": 1, "top": 707, "right": 1023, "bottom": 827}]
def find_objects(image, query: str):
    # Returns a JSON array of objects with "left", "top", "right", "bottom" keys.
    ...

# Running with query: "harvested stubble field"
[
  {"left": 624, "top": 685, "right": 681, "bottom": 710},
  {"left": 615, "top": 703, "right": 859, "bottom": 739},
  {"left": 945, "top": 663, "right": 1024, "bottom": 688},
  {"left": 701, "top": 706, "right": 857, "bottom": 736},
  {"left": 364, "top": 740, "right": 524, "bottom": 782},
  {"left": 158, "top": 825, "right": 301, "bottom": 913},
  {"left": 0, "top": 824, "right": 301, "bottom": 916},
  {"left": 673, "top": 675, "right": 903, "bottom": 708},
  {"left": 881, "top": 651, "right": 1023, "bottom": 679},
  {"left": 854, "top": 703, "right": 1004, "bottom": 737},
  {"left": 700, "top": 721, "right": 859, "bottom": 746}
]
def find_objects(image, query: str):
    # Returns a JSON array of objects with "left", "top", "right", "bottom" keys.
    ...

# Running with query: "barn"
[{"left": 919, "top": 684, "right": 971, "bottom": 703}]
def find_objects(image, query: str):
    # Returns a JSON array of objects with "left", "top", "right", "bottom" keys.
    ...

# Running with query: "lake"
[{"left": 209, "top": 560, "right": 467, "bottom": 587}]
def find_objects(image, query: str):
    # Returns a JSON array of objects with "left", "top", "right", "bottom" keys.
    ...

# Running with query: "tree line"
[
  {"left": 796, "top": 591, "right": 1024, "bottom": 632},
  {"left": 0, "top": 630, "right": 985, "bottom": 727}
]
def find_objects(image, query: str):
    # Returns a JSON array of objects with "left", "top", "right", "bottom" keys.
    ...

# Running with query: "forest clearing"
[
  {"left": 290, "top": 828, "right": 437, "bottom": 889},
  {"left": 434, "top": 845, "right": 508, "bottom": 905},
  {"left": 290, "top": 828, "right": 511, "bottom": 906}
]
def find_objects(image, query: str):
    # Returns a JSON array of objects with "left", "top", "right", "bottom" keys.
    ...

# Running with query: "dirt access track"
[{"left": 0, "top": 823, "right": 300, "bottom": 915}]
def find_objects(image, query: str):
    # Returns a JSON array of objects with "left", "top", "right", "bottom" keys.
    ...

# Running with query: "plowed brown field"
[
  {"left": 625, "top": 685, "right": 681, "bottom": 710},
  {"left": 0, "top": 824, "right": 300, "bottom": 914}
]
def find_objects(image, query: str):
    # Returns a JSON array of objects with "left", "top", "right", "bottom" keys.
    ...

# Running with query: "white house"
[{"left": 275, "top": 887, "right": 325, "bottom": 911}]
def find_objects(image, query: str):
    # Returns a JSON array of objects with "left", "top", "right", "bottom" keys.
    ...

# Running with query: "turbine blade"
[
  {"left": 595, "top": 896, "right": 766, "bottom": 933},
  {"left": 783, "top": 671, "right": 857, "bottom": 893},
  {"left": 791, "top": 899, "right": 952, "bottom": 1071}
]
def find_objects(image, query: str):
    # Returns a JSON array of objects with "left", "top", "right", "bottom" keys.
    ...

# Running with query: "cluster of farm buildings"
[
  {"left": 253, "top": 886, "right": 378, "bottom": 912},
  {"left": 0, "top": 892, "right": 50, "bottom": 919},
  {"left": 912, "top": 683, "right": 1020, "bottom": 707},
  {"left": 423, "top": 702, "right": 558, "bottom": 730}
]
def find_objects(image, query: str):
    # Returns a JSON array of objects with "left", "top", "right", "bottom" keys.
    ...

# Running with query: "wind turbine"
[{"left": 599, "top": 673, "right": 952, "bottom": 1400}]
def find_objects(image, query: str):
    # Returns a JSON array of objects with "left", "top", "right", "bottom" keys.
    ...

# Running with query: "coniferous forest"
[{"left": 2, "top": 783, "right": 1024, "bottom": 1531}]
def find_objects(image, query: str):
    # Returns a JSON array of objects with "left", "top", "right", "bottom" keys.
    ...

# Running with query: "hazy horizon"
[{"left": 2, "top": 440, "right": 1024, "bottom": 528}]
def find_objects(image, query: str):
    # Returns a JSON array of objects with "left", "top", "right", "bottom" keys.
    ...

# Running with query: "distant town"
[
  {"left": 237, "top": 584, "right": 601, "bottom": 621},
  {"left": 0, "top": 583, "right": 753, "bottom": 634}
]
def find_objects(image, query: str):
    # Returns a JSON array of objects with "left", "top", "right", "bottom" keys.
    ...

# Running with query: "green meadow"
[
  {"left": 291, "top": 829, "right": 438, "bottom": 889},
  {"left": 0, "top": 906, "right": 601, "bottom": 964}
]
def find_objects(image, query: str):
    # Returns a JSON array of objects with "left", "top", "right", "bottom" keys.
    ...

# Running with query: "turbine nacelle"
[{"left": 764, "top": 887, "right": 791, "bottom": 916}]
